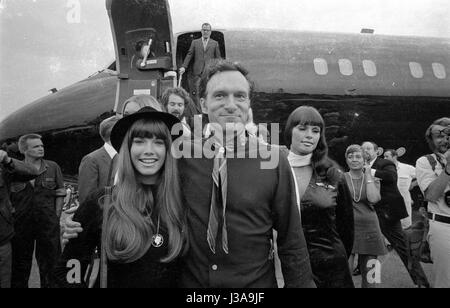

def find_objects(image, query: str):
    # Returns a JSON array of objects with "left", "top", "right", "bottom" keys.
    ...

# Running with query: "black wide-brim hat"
[{"left": 111, "top": 106, "right": 182, "bottom": 152}]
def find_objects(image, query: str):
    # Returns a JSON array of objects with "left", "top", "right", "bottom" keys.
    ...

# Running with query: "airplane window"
[
  {"left": 338, "top": 59, "right": 353, "bottom": 76},
  {"left": 409, "top": 62, "right": 423, "bottom": 79},
  {"left": 362, "top": 60, "right": 377, "bottom": 77},
  {"left": 432, "top": 63, "right": 446, "bottom": 79},
  {"left": 314, "top": 58, "right": 328, "bottom": 75}
]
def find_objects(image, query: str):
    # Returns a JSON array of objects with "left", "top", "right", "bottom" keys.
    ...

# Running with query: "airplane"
[{"left": 1, "top": 1, "right": 449, "bottom": 184}]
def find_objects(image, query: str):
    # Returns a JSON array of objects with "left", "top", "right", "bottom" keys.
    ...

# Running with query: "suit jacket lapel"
[
  {"left": 197, "top": 39, "right": 205, "bottom": 54},
  {"left": 109, "top": 154, "right": 119, "bottom": 186},
  {"left": 99, "top": 146, "right": 111, "bottom": 163}
]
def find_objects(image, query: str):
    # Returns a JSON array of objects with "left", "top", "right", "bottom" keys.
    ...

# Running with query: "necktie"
[
  {"left": 207, "top": 145, "right": 229, "bottom": 254},
  {"left": 203, "top": 38, "right": 208, "bottom": 51}
]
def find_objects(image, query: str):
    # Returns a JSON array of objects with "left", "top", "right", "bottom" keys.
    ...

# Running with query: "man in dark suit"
[
  {"left": 362, "top": 141, "right": 430, "bottom": 287},
  {"left": 77, "top": 116, "right": 118, "bottom": 204},
  {"left": 179, "top": 23, "right": 221, "bottom": 101}
]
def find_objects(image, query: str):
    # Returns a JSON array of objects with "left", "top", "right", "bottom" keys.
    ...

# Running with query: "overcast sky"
[{"left": 1, "top": 0, "right": 449, "bottom": 121}]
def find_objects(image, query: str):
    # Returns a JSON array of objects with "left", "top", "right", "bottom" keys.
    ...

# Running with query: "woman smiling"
[
  {"left": 344, "top": 144, "right": 387, "bottom": 288},
  {"left": 53, "top": 107, "right": 187, "bottom": 288},
  {"left": 283, "top": 106, "right": 354, "bottom": 288}
]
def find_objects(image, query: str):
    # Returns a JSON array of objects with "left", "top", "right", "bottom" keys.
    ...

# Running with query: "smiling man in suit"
[
  {"left": 77, "top": 116, "right": 118, "bottom": 204},
  {"left": 362, "top": 141, "right": 430, "bottom": 288},
  {"left": 179, "top": 23, "right": 221, "bottom": 100}
]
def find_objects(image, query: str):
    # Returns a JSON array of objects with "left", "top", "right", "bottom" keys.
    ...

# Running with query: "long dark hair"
[
  {"left": 105, "top": 118, "right": 187, "bottom": 263},
  {"left": 284, "top": 106, "right": 340, "bottom": 181}
]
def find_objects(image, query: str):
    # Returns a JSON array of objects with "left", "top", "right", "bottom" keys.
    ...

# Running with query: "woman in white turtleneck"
[{"left": 284, "top": 106, "right": 355, "bottom": 288}]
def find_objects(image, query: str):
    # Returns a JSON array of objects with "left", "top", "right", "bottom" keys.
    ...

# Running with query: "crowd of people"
[{"left": 0, "top": 24, "right": 448, "bottom": 289}]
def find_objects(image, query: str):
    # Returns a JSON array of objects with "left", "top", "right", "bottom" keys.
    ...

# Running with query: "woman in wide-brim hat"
[{"left": 54, "top": 107, "right": 188, "bottom": 288}]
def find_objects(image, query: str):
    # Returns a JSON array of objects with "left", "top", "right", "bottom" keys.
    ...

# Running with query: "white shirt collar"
[
  {"left": 104, "top": 142, "right": 117, "bottom": 159},
  {"left": 369, "top": 157, "right": 377, "bottom": 168}
]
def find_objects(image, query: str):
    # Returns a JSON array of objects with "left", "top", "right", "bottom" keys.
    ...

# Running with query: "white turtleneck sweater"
[{"left": 287, "top": 152, "right": 313, "bottom": 207}]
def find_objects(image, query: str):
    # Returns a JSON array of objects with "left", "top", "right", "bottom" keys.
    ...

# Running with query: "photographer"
[{"left": 416, "top": 117, "right": 450, "bottom": 288}]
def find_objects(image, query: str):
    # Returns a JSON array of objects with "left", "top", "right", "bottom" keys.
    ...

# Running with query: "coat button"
[{"left": 212, "top": 264, "right": 218, "bottom": 271}]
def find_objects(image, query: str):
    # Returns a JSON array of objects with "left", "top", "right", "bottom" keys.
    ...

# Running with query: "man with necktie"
[
  {"left": 179, "top": 23, "right": 221, "bottom": 101},
  {"left": 62, "top": 60, "right": 315, "bottom": 288},
  {"left": 178, "top": 59, "right": 315, "bottom": 288}
]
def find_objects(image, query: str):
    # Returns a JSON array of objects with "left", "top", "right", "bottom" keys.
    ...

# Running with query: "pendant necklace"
[
  {"left": 350, "top": 173, "right": 364, "bottom": 203},
  {"left": 151, "top": 215, "right": 164, "bottom": 248}
]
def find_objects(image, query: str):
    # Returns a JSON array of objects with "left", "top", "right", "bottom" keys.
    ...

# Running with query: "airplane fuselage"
[{"left": 1, "top": 29, "right": 449, "bottom": 180}]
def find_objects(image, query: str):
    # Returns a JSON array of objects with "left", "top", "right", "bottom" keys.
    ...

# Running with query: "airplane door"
[
  {"left": 106, "top": 0, "right": 176, "bottom": 113},
  {"left": 176, "top": 31, "right": 226, "bottom": 105}
]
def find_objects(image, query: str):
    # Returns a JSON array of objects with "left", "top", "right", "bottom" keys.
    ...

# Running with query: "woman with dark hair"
[
  {"left": 284, "top": 105, "right": 354, "bottom": 288},
  {"left": 53, "top": 107, "right": 187, "bottom": 288},
  {"left": 344, "top": 144, "right": 386, "bottom": 288}
]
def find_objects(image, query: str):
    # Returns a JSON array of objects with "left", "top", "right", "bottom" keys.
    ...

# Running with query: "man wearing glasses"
[
  {"left": 179, "top": 23, "right": 222, "bottom": 102},
  {"left": 416, "top": 117, "right": 450, "bottom": 288}
]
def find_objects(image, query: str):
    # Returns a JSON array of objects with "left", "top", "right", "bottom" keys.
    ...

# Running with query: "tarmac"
[
  {"left": 28, "top": 246, "right": 434, "bottom": 288},
  {"left": 27, "top": 208, "right": 434, "bottom": 288}
]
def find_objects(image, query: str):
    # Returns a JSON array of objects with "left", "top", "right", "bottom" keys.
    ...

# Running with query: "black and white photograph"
[{"left": 0, "top": 0, "right": 449, "bottom": 294}]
